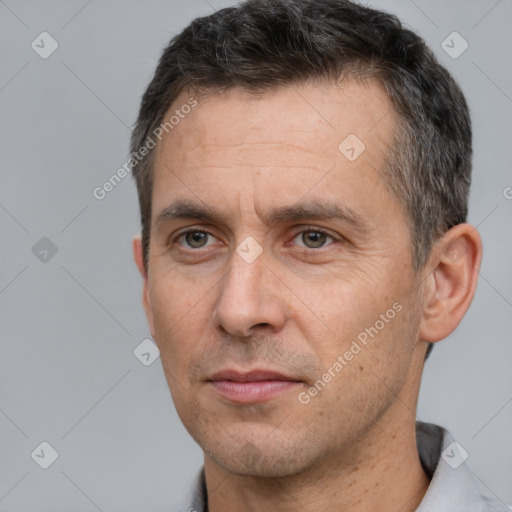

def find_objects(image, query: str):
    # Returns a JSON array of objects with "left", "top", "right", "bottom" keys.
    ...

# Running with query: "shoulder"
[
  {"left": 415, "top": 421, "right": 511, "bottom": 512},
  {"left": 480, "top": 495, "right": 512, "bottom": 512}
]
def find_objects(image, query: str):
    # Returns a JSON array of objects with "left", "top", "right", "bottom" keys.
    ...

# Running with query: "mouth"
[{"left": 207, "top": 369, "right": 303, "bottom": 403}]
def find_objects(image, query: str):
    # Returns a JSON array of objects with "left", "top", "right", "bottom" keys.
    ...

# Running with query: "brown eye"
[
  {"left": 177, "top": 230, "right": 212, "bottom": 249},
  {"left": 302, "top": 231, "right": 327, "bottom": 248},
  {"left": 292, "top": 229, "right": 334, "bottom": 249}
]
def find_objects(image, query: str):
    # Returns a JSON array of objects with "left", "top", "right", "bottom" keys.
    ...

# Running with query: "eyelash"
[{"left": 172, "top": 227, "right": 338, "bottom": 250}]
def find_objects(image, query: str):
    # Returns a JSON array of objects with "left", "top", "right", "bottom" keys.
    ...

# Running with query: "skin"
[{"left": 133, "top": 79, "right": 482, "bottom": 512}]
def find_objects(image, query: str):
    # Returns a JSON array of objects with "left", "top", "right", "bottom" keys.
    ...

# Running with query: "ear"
[
  {"left": 418, "top": 224, "right": 483, "bottom": 343},
  {"left": 132, "top": 234, "right": 156, "bottom": 340}
]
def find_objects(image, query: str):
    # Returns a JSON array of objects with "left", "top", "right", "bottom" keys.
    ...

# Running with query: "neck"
[{"left": 204, "top": 407, "right": 430, "bottom": 512}]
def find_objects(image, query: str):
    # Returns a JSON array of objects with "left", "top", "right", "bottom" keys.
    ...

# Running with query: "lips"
[
  {"left": 207, "top": 369, "right": 303, "bottom": 403},
  {"left": 208, "top": 369, "right": 300, "bottom": 383}
]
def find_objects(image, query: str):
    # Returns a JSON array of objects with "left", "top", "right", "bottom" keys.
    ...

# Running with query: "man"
[{"left": 130, "top": 0, "right": 509, "bottom": 510}]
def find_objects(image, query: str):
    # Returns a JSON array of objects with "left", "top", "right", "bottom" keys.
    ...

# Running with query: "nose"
[{"left": 212, "top": 246, "right": 287, "bottom": 338}]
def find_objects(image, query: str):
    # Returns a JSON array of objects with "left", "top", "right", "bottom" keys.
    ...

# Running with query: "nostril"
[{"left": 254, "top": 323, "right": 270, "bottom": 329}]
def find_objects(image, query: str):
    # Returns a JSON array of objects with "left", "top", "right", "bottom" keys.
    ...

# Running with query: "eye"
[
  {"left": 172, "top": 227, "right": 338, "bottom": 251},
  {"left": 292, "top": 228, "right": 336, "bottom": 249},
  {"left": 175, "top": 230, "right": 216, "bottom": 249}
]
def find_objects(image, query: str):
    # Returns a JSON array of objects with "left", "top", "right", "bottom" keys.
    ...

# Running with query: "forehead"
[
  {"left": 151, "top": 79, "right": 398, "bottom": 218},
  {"left": 162, "top": 78, "right": 393, "bottom": 159}
]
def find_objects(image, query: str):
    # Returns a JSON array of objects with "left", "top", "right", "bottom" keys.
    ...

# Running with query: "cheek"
[
  {"left": 304, "top": 303, "right": 416, "bottom": 426},
  {"left": 309, "top": 273, "right": 412, "bottom": 367},
  {"left": 148, "top": 272, "right": 208, "bottom": 365},
  {"left": 296, "top": 275, "right": 388, "bottom": 340}
]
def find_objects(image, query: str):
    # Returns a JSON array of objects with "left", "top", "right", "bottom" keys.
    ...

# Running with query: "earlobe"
[
  {"left": 418, "top": 224, "right": 482, "bottom": 343},
  {"left": 132, "top": 234, "right": 156, "bottom": 339}
]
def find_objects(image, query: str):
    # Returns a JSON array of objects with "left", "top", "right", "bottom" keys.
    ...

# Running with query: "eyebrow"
[{"left": 154, "top": 199, "right": 369, "bottom": 232}]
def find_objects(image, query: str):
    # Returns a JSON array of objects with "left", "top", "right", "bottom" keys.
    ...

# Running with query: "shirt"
[{"left": 176, "top": 421, "right": 511, "bottom": 512}]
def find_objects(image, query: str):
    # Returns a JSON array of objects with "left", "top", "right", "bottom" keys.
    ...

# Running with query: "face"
[{"left": 139, "top": 80, "right": 426, "bottom": 478}]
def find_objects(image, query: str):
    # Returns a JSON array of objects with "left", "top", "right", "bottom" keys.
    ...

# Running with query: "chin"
[{"left": 203, "top": 433, "right": 321, "bottom": 478}]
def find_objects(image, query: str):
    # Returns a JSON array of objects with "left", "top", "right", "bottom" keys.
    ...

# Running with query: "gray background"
[{"left": 0, "top": 0, "right": 511, "bottom": 510}]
